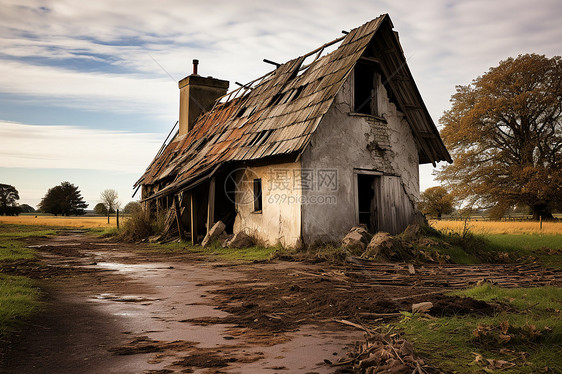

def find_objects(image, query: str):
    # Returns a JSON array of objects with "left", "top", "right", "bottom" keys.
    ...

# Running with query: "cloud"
[
  {"left": 0, "top": 0, "right": 560, "bottom": 194},
  {"left": 0, "top": 120, "right": 162, "bottom": 172},
  {"left": 1, "top": 0, "right": 560, "bottom": 122}
]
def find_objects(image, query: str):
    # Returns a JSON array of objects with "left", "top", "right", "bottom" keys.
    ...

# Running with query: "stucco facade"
[
  {"left": 300, "top": 72, "right": 420, "bottom": 245},
  {"left": 232, "top": 162, "right": 302, "bottom": 248}
]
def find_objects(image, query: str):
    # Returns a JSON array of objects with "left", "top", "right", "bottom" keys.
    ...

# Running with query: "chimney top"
[{"left": 192, "top": 59, "right": 199, "bottom": 75}]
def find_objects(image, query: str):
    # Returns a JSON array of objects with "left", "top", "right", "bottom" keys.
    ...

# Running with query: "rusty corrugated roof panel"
[{"left": 136, "top": 14, "right": 450, "bottom": 197}]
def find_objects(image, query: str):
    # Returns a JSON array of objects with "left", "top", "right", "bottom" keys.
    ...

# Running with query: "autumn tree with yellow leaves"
[{"left": 437, "top": 54, "right": 561, "bottom": 220}]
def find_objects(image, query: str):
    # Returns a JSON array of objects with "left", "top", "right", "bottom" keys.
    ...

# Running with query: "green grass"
[
  {"left": 402, "top": 225, "right": 562, "bottom": 268},
  {"left": 397, "top": 285, "right": 562, "bottom": 373},
  {"left": 455, "top": 283, "right": 561, "bottom": 312},
  {"left": 90, "top": 227, "right": 120, "bottom": 238},
  {"left": 0, "top": 274, "right": 42, "bottom": 340},
  {"left": 483, "top": 234, "right": 562, "bottom": 268},
  {"left": 0, "top": 224, "right": 52, "bottom": 344},
  {"left": 0, "top": 224, "right": 57, "bottom": 262},
  {"left": 147, "top": 240, "right": 279, "bottom": 262}
]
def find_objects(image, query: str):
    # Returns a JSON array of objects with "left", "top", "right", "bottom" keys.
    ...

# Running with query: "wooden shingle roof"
[{"left": 137, "top": 14, "right": 451, "bottom": 199}]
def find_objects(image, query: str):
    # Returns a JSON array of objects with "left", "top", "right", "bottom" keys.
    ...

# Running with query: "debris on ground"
[
  {"left": 363, "top": 232, "right": 414, "bottom": 262},
  {"left": 223, "top": 231, "right": 254, "bottom": 248},
  {"left": 201, "top": 221, "right": 227, "bottom": 248},
  {"left": 358, "top": 224, "right": 455, "bottom": 264},
  {"left": 331, "top": 320, "right": 441, "bottom": 373},
  {"left": 109, "top": 336, "right": 195, "bottom": 355},
  {"left": 472, "top": 320, "right": 552, "bottom": 347},
  {"left": 342, "top": 226, "right": 373, "bottom": 253},
  {"left": 412, "top": 302, "right": 433, "bottom": 314}
]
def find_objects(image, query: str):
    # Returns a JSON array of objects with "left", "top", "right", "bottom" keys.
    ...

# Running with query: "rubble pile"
[
  {"left": 341, "top": 224, "right": 454, "bottom": 264},
  {"left": 330, "top": 320, "right": 440, "bottom": 373}
]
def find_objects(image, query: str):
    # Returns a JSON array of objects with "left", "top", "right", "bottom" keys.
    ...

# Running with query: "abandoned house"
[{"left": 135, "top": 14, "right": 451, "bottom": 248}]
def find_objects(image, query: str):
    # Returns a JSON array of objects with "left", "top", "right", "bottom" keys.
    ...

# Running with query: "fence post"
[
  {"left": 540, "top": 215, "right": 542, "bottom": 231},
  {"left": 116, "top": 209, "right": 119, "bottom": 229}
]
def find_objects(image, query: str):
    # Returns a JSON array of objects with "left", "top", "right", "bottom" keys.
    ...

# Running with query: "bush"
[
  {"left": 119, "top": 209, "right": 160, "bottom": 241},
  {"left": 94, "top": 203, "right": 108, "bottom": 215},
  {"left": 122, "top": 201, "right": 142, "bottom": 215}
]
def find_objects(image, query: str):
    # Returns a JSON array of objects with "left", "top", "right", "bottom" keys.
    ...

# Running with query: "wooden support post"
[
  {"left": 174, "top": 195, "right": 185, "bottom": 241},
  {"left": 191, "top": 192, "right": 198, "bottom": 245},
  {"left": 116, "top": 209, "right": 119, "bottom": 229},
  {"left": 540, "top": 215, "right": 543, "bottom": 230},
  {"left": 207, "top": 177, "right": 215, "bottom": 234}
]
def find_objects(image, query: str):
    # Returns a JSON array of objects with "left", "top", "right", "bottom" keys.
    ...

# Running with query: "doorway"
[{"left": 357, "top": 173, "right": 380, "bottom": 233}]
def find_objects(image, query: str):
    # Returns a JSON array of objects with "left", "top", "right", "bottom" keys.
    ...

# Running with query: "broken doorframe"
[{"left": 353, "top": 168, "right": 383, "bottom": 228}]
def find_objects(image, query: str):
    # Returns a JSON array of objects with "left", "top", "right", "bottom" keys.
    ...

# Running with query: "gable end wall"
[{"left": 300, "top": 73, "right": 420, "bottom": 245}]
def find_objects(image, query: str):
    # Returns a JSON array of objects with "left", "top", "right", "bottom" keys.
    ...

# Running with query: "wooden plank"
[
  {"left": 174, "top": 195, "right": 185, "bottom": 241},
  {"left": 190, "top": 192, "right": 198, "bottom": 245},
  {"left": 206, "top": 177, "right": 215, "bottom": 234}
]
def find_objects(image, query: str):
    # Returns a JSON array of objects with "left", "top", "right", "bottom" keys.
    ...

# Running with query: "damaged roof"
[{"left": 136, "top": 14, "right": 451, "bottom": 200}]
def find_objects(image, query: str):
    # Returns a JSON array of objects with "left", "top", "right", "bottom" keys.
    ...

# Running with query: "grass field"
[
  {"left": 399, "top": 284, "right": 562, "bottom": 373},
  {"left": 0, "top": 215, "right": 120, "bottom": 228},
  {"left": 0, "top": 224, "right": 54, "bottom": 343},
  {"left": 430, "top": 219, "right": 562, "bottom": 235}
]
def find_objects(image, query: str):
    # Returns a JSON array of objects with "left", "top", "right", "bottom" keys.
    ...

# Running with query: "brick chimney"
[{"left": 178, "top": 59, "right": 229, "bottom": 135}]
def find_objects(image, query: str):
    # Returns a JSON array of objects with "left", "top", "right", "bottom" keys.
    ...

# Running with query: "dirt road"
[
  {"left": 2, "top": 233, "right": 366, "bottom": 373},
  {"left": 2, "top": 232, "right": 559, "bottom": 373}
]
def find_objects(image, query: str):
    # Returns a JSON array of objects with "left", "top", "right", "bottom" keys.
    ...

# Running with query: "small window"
[
  {"left": 354, "top": 63, "right": 380, "bottom": 115},
  {"left": 253, "top": 179, "right": 262, "bottom": 212}
]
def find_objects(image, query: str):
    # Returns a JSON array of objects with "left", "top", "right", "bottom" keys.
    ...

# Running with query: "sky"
[{"left": 1, "top": 0, "right": 561, "bottom": 209}]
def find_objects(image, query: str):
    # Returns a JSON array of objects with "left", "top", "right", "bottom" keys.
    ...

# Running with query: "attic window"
[{"left": 354, "top": 62, "right": 381, "bottom": 116}]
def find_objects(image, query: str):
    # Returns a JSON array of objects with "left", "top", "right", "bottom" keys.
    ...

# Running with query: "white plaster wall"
[
  {"left": 232, "top": 162, "right": 302, "bottom": 248},
  {"left": 376, "top": 88, "right": 420, "bottom": 201},
  {"left": 300, "top": 73, "right": 420, "bottom": 244}
]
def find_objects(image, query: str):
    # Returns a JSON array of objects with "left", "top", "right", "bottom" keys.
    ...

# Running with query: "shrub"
[{"left": 119, "top": 209, "right": 159, "bottom": 241}]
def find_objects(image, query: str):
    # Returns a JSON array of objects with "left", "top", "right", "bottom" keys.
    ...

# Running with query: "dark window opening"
[
  {"left": 354, "top": 63, "right": 380, "bottom": 115},
  {"left": 357, "top": 174, "right": 378, "bottom": 233},
  {"left": 253, "top": 179, "right": 262, "bottom": 212}
]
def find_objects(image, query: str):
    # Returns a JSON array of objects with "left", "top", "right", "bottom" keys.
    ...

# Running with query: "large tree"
[
  {"left": 0, "top": 184, "right": 20, "bottom": 216},
  {"left": 418, "top": 186, "right": 455, "bottom": 219},
  {"left": 437, "top": 54, "right": 562, "bottom": 220},
  {"left": 38, "top": 182, "right": 88, "bottom": 216}
]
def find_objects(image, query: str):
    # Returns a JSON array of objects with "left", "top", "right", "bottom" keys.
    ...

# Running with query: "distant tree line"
[{"left": 0, "top": 184, "right": 36, "bottom": 216}]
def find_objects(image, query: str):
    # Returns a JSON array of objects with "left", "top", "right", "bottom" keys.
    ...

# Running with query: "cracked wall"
[{"left": 300, "top": 72, "right": 420, "bottom": 245}]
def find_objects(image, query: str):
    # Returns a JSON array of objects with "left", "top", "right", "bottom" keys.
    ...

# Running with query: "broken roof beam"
[
  {"left": 235, "top": 81, "right": 251, "bottom": 89},
  {"left": 263, "top": 59, "right": 281, "bottom": 68},
  {"left": 302, "top": 34, "right": 347, "bottom": 59}
]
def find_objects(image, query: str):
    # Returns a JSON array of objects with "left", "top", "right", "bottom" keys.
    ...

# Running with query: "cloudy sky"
[{"left": 1, "top": 0, "right": 561, "bottom": 208}]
